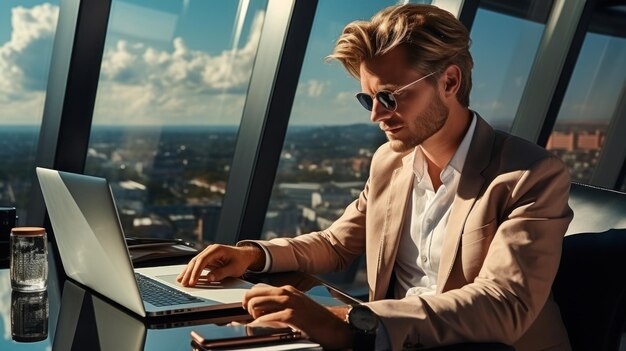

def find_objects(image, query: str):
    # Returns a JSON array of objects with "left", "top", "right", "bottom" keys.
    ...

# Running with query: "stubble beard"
[{"left": 388, "top": 94, "right": 449, "bottom": 153}]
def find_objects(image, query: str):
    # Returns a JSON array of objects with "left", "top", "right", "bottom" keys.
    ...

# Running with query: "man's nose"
[{"left": 370, "top": 98, "right": 393, "bottom": 123}]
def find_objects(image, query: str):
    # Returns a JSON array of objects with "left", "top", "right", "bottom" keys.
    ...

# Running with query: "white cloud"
[
  {"left": 0, "top": 3, "right": 57, "bottom": 123},
  {"left": 1, "top": 4, "right": 265, "bottom": 124},
  {"left": 93, "top": 84, "right": 247, "bottom": 125},
  {"left": 0, "top": 3, "right": 58, "bottom": 99},
  {"left": 335, "top": 91, "right": 356, "bottom": 104},
  {"left": 94, "top": 10, "right": 265, "bottom": 123},
  {"left": 300, "top": 79, "right": 329, "bottom": 97}
]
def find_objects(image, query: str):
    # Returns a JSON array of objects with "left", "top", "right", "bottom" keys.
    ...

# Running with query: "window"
[
  {"left": 469, "top": 0, "right": 554, "bottom": 131},
  {"left": 546, "top": 5, "right": 626, "bottom": 184},
  {"left": 84, "top": 0, "right": 268, "bottom": 246},
  {"left": 0, "top": 1, "right": 59, "bottom": 225},
  {"left": 0, "top": 2, "right": 59, "bottom": 351}
]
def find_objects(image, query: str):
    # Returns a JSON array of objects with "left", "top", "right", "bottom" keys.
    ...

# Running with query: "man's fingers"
[
  {"left": 177, "top": 244, "right": 253, "bottom": 286},
  {"left": 205, "top": 265, "right": 236, "bottom": 282},
  {"left": 177, "top": 257, "right": 198, "bottom": 286},
  {"left": 241, "top": 283, "right": 282, "bottom": 308},
  {"left": 176, "top": 262, "right": 189, "bottom": 281},
  {"left": 245, "top": 295, "right": 292, "bottom": 319},
  {"left": 251, "top": 308, "right": 296, "bottom": 325},
  {"left": 179, "top": 245, "right": 222, "bottom": 286}
]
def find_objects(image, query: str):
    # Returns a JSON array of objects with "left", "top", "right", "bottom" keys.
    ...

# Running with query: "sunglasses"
[{"left": 355, "top": 71, "right": 436, "bottom": 111}]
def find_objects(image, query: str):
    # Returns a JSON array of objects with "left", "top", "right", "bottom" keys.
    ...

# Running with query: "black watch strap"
[
  {"left": 352, "top": 329, "right": 376, "bottom": 351},
  {"left": 346, "top": 305, "right": 378, "bottom": 351}
]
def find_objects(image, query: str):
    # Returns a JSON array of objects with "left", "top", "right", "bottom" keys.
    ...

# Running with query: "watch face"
[{"left": 349, "top": 306, "right": 378, "bottom": 332}]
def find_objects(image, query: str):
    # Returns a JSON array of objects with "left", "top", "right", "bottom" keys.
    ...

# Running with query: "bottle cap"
[{"left": 11, "top": 227, "right": 46, "bottom": 236}]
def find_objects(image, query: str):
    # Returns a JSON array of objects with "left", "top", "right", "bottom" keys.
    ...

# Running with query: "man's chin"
[{"left": 388, "top": 140, "right": 415, "bottom": 153}]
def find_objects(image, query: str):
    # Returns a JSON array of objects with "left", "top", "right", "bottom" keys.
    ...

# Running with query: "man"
[{"left": 178, "top": 4, "right": 573, "bottom": 350}]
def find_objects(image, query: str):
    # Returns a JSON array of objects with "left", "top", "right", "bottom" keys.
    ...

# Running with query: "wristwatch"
[{"left": 345, "top": 305, "right": 378, "bottom": 351}]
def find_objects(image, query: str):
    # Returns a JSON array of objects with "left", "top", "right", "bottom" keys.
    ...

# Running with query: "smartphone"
[{"left": 190, "top": 325, "right": 302, "bottom": 349}]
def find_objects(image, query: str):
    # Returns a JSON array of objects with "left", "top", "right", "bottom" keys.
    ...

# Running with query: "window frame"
[{"left": 30, "top": 0, "right": 112, "bottom": 230}]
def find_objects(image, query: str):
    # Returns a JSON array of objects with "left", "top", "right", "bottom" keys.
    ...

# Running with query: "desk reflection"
[
  {"left": 54, "top": 280, "right": 253, "bottom": 351},
  {"left": 11, "top": 291, "right": 48, "bottom": 342},
  {"left": 53, "top": 272, "right": 354, "bottom": 351}
]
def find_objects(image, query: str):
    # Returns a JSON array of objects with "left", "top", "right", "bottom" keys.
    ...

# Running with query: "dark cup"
[{"left": 0, "top": 206, "right": 17, "bottom": 259}]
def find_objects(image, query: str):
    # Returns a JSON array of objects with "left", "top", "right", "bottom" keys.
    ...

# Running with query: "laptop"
[{"left": 36, "top": 167, "right": 254, "bottom": 318}]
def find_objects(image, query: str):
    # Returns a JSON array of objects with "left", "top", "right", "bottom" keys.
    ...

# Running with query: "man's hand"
[
  {"left": 176, "top": 244, "right": 264, "bottom": 286},
  {"left": 243, "top": 283, "right": 352, "bottom": 349}
]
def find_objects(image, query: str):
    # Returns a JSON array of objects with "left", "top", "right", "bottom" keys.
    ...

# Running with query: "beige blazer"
[{"left": 256, "top": 115, "right": 573, "bottom": 350}]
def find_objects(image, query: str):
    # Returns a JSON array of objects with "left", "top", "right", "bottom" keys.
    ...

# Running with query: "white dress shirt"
[{"left": 394, "top": 114, "right": 477, "bottom": 298}]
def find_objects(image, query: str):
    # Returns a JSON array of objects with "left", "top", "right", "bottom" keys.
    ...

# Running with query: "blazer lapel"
[
  {"left": 437, "top": 115, "right": 495, "bottom": 292},
  {"left": 373, "top": 152, "right": 414, "bottom": 299}
]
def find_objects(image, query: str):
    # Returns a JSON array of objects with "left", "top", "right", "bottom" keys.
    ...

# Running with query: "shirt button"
[{"left": 422, "top": 256, "right": 428, "bottom": 263}]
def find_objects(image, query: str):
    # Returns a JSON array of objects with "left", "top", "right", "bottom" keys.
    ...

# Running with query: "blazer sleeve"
[
  {"left": 244, "top": 179, "right": 369, "bottom": 273},
  {"left": 364, "top": 156, "right": 573, "bottom": 349}
]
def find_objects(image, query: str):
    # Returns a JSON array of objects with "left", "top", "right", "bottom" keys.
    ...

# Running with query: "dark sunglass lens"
[
  {"left": 356, "top": 93, "right": 373, "bottom": 111},
  {"left": 376, "top": 92, "right": 396, "bottom": 110}
]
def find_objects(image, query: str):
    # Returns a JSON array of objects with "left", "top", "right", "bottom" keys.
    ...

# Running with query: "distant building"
[
  {"left": 577, "top": 130, "right": 604, "bottom": 150},
  {"left": 278, "top": 183, "right": 322, "bottom": 207},
  {"left": 311, "top": 182, "right": 363, "bottom": 209},
  {"left": 263, "top": 204, "right": 301, "bottom": 239},
  {"left": 546, "top": 131, "right": 575, "bottom": 151},
  {"left": 547, "top": 129, "right": 605, "bottom": 152},
  {"left": 197, "top": 205, "right": 221, "bottom": 243}
]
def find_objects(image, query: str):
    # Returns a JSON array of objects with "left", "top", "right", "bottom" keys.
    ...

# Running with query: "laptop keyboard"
[{"left": 135, "top": 273, "right": 204, "bottom": 307}]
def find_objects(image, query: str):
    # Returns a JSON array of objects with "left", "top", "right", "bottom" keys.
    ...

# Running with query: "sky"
[{"left": 0, "top": 0, "right": 625, "bottom": 126}]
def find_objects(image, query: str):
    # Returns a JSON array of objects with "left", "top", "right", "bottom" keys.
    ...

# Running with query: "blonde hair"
[{"left": 328, "top": 4, "right": 473, "bottom": 107}]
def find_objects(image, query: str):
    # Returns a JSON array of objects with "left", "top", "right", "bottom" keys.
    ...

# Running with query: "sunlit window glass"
[
  {"left": 0, "top": 2, "right": 58, "bottom": 349},
  {"left": 85, "top": 0, "right": 268, "bottom": 246},
  {"left": 546, "top": 5, "right": 626, "bottom": 184},
  {"left": 0, "top": 1, "right": 58, "bottom": 224},
  {"left": 469, "top": 0, "right": 554, "bottom": 131}
]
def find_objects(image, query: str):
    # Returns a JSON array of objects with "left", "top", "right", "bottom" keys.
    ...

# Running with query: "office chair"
[{"left": 553, "top": 229, "right": 626, "bottom": 350}]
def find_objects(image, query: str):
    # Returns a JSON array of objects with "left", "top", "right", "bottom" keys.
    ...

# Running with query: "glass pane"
[
  {"left": 0, "top": 2, "right": 58, "bottom": 349},
  {"left": 85, "top": 0, "right": 268, "bottom": 246},
  {"left": 546, "top": 6, "right": 626, "bottom": 184},
  {"left": 469, "top": 0, "right": 554, "bottom": 131},
  {"left": 0, "top": 1, "right": 59, "bottom": 225}
]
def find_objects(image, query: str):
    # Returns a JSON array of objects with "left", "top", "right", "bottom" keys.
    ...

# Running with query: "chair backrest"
[
  {"left": 553, "top": 183, "right": 626, "bottom": 350},
  {"left": 566, "top": 183, "right": 626, "bottom": 235}
]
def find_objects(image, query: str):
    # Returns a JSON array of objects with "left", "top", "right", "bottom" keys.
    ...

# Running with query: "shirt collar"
[{"left": 412, "top": 112, "right": 477, "bottom": 184}]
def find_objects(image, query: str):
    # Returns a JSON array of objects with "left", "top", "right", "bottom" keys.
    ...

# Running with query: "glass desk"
[
  {"left": 0, "top": 255, "right": 359, "bottom": 351},
  {"left": 0, "top": 249, "right": 514, "bottom": 351}
]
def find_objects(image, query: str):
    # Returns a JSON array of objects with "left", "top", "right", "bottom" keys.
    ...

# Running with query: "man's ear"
[{"left": 441, "top": 64, "right": 461, "bottom": 97}]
